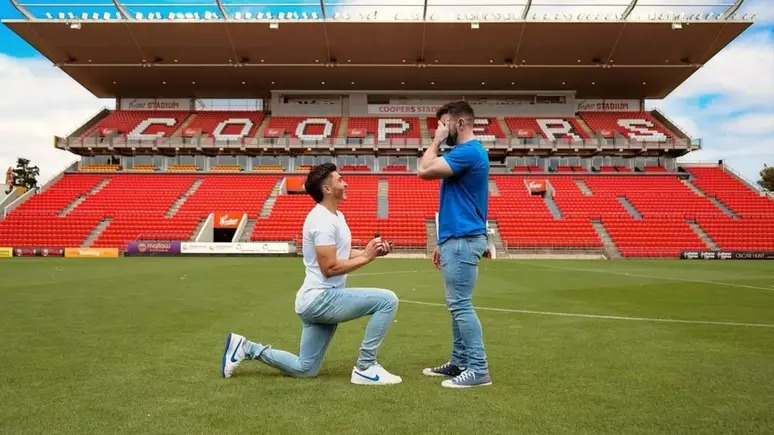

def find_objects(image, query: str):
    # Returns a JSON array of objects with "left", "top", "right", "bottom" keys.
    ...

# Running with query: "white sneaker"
[
  {"left": 221, "top": 333, "right": 246, "bottom": 378},
  {"left": 350, "top": 363, "right": 403, "bottom": 385}
]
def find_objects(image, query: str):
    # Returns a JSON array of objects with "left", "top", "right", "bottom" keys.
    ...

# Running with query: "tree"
[
  {"left": 758, "top": 164, "right": 774, "bottom": 192},
  {"left": 12, "top": 158, "right": 40, "bottom": 191}
]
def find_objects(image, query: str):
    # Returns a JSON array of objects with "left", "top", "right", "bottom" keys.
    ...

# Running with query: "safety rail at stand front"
[{"left": 55, "top": 136, "right": 697, "bottom": 153}]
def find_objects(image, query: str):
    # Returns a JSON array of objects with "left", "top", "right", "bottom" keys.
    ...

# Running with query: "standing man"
[
  {"left": 221, "top": 163, "right": 402, "bottom": 385},
  {"left": 418, "top": 101, "right": 492, "bottom": 388}
]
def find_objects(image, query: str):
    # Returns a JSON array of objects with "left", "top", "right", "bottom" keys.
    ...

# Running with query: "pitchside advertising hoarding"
[
  {"left": 126, "top": 241, "right": 182, "bottom": 255},
  {"left": 12, "top": 247, "right": 65, "bottom": 257},
  {"left": 124, "top": 241, "right": 293, "bottom": 256},
  {"left": 680, "top": 251, "right": 774, "bottom": 260},
  {"left": 181, "top": 242, "right": 292, "bottom": 255}
]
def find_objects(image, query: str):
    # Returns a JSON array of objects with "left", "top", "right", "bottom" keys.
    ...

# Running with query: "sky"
[{"left": 0, "top": 0, "right": 772, "bottom": 186}]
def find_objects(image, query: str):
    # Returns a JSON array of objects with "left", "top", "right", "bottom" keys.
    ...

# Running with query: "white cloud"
[
  {"left": 646, "top": 22, "right": 774, "bottom": 183},
  {"left": 0, "top": 54, "right": 113, "bottom": 184},
  {"left": 719, "top": 114, "right": 774, "bottom": 136}
]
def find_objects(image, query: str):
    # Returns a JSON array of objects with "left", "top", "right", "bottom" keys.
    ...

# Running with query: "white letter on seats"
[
  {"left": 213, "top": 118, "right": 254, "bottom": 140},
  {"left": 129, "top": 118, "right": 176, "bottom": 140},
  {"left": 378, "top": 118, "right": 410, "bottom": 141},
  {"left": 537, "top": 119, "right": 582, "bottom": 141},
  {"left": 296, "top": 118, "right": 334, "bottom": 141},
  {"left": 618, "top": 119, "right": 668, "bottom": 142},
  {"left": 473, "top": 118, "right": 496, "bottom": 142}
]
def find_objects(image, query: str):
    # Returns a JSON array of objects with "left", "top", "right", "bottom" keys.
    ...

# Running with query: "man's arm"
[
  {"left": 349, "top": 248, "right": 365, "bottom": 259},
  {"left": 418, "top": 137, "right": 454, "bottom": 180},
  {"left": 318, "top": 245, "right": 374, "bottom": 278}
]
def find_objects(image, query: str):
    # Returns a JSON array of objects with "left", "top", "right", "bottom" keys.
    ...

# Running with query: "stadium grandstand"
[{"left": 1, "top": 0, "right": 772, "bottom": 260}]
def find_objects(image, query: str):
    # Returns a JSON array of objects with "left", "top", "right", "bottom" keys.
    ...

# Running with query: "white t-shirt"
[{"left": 295, "top": 203, "right": 352, "bottom": 313}]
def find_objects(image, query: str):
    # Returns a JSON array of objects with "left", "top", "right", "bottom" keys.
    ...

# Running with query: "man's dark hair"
[
  {"left": 304, "top": 162, "right": 337, "bottom": 203},
  {"left": 436, "top": 100, "right": 475, "bottom": 121}
]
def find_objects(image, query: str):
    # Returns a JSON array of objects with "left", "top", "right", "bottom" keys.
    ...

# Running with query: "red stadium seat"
[
  {"left": 578, "top": 111, "right": 675, "bottom": 142},
  {"left": 505, "top": 117, "right": 589, "bottom": 140}
]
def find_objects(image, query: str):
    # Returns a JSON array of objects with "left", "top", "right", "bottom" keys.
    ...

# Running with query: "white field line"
[
  {"left": 399, "top": 299, "right": 774, "bottom": 329},
  {"left": 508, "top": 262, "right": 774, "bottom": 292}
]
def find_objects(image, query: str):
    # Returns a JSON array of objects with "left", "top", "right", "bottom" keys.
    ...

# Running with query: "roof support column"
[
  {"left": 622, "top": 0, "right": 638, "bottom": 20},
  {"left": 10, "top": 0, "right": 34, "bottom": 20},
  {"left": 720, "top": 0, "right": 745, "bottom": 19},
  {"left": 216, "top": 0, "right": 229, "bottom": 19},
  {"left": 113, "top": 0, "right": 132, "bottom": 20},
  {"left": 521, "top": 0, "right": 532, "bottom": 20}
]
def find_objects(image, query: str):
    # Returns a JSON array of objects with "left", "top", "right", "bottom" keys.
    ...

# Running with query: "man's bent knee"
[
  {"left": 293, "top": 360, "right": 321, "bottom": 378},
  {"left": 380, "top": 289, "right": 399, "bottom": 310}
]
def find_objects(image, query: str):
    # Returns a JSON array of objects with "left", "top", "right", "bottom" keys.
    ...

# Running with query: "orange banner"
[
  {"left": 64, "top": 248, "right": 119, "bottom": 258},
  {"left": 214, "top": 212, "right": 242, "bottom": 229},
  {"left": 0, "top": 247, "right": 13, "bottom": 258},
  {"left": 285, "top": 176, "right": 306, "bottom": 193},
  {"left": 525, "top": 179, "right": 547, "bottom": 193}
]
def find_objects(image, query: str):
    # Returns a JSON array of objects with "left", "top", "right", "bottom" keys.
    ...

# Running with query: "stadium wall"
[{"left": 267, "top": 92, "right": 643, "bottom": 118}]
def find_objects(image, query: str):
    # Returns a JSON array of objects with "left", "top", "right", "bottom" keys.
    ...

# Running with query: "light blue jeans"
[
  {"left": 244, "top": 287, "right": 398, "bottom": 377},
  {"left": 439, "top": 234, "right": 489, "bottom": 374}
]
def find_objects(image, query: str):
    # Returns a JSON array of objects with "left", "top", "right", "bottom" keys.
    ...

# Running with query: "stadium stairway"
[
  {"left": 172, "top": 114, "right": 197, "bottom": 137},
  {"left": 486, "top": 220, "right": 507, "bottom": 258},
  {"left": 543, "top": 195, "right": 563, "bottom": 219},
  {"left": 574, "top": 116, "right": 596, "bottom": 138},
  {"left": 617, "top": 197, "right": 643, "bottom": 220},
  {"left": 190, "top": 218, "right": 207, "bottom": 241},
  {"left": 165, "top": 179, "right": 204, "bottom": 217},
  {"left": 591, "top": 220, "right": 622, "bottom": 258},
  {"left": 259, "top": 179, "right": 284, "bottom": 217},
  {"left": 338, "top": 117, "right": 349, "bottom": 138},
  {"left": 82, "top": 218, "right": 112, "bottom": 247},
  {"left": 59, "top": 178, "right": 112, "bottom": 216},
  {"left": 254, "top": 116, "right": 271, "bottom": 138},
  {"left": 496, "top": 118, "right": 512, "bottom": 138},
  {"left": 489, "top": 180, "right": 500, "bottom": 196},
  {"left": 239, "top": 219, "right": 257, "bottom": 242},
  {"left": 575, "top": 179, "right": 593, "bottom": 196},
  {"left": 377, "top": 179, "right": 389, "bottom": 218},
  {"left": 680, "top": 179, "right": 706, "bottom": 197},
  {"left": 419, "top": 118, "right": 430, "bottom": 139},
  {"left": 425, "top": 218, "right": 437, "bottom": 257},
  {"left": 686, "top": 219, "right": 720, "bottom": 251},
  {"left": 680, "top": 178, "right": 738, "bottom": 219}
]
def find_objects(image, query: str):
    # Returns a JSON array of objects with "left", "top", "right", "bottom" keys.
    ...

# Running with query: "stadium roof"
[{"left": 3, "top": 1, "right": 755, "bottom": 99}]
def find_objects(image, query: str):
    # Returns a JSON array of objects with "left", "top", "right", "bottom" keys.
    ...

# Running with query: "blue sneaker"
[
  {"left": 441, "top": 370, "right": 492, "bottom": 388},
  {"left": 422, "top": 362, "right": 465, "bottom": 377}
]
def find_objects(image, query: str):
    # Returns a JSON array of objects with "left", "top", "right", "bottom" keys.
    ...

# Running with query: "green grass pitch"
[{"left": 1, "top": 257, "right": 773, "bottom": 434}]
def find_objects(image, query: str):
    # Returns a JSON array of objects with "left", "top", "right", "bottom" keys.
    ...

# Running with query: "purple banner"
[{"left": 126, "top": 241, "right": 181, "bottom": 256}]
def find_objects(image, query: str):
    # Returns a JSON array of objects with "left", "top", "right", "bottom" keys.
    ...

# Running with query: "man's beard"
[{"left": 445, "top": 130, "right": 458, "bottom": 147}]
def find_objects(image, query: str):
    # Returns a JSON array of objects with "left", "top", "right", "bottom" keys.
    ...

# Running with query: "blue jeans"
[
  {"left": 244, "top": 287, "right": 398, "bottom": 377},
  {"left": 439, "top": 235, "right": 489, "bottom": 374}
]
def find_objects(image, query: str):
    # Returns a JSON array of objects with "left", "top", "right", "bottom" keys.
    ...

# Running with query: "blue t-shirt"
[{"left": 437, "top": 139, "right": 489, "bottom": 244}]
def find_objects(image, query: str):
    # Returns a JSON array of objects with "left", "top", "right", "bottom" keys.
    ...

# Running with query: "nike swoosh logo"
[
  {"left": 354, "top": 371, "right": 380, "bottom": 382},
  {"left": 230, "top": 338, "right": 243, "bottom": 363}
]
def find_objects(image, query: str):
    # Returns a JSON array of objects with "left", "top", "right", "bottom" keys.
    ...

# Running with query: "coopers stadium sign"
[
  {"left": 120, "top": 98, "right": 192, "bottom": 111},
  {"left": 368, "top": 104, "right": 442, "bottom": 115},
  {"left": 575, "top": 99, "right": 640, "bottom": 112}
]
